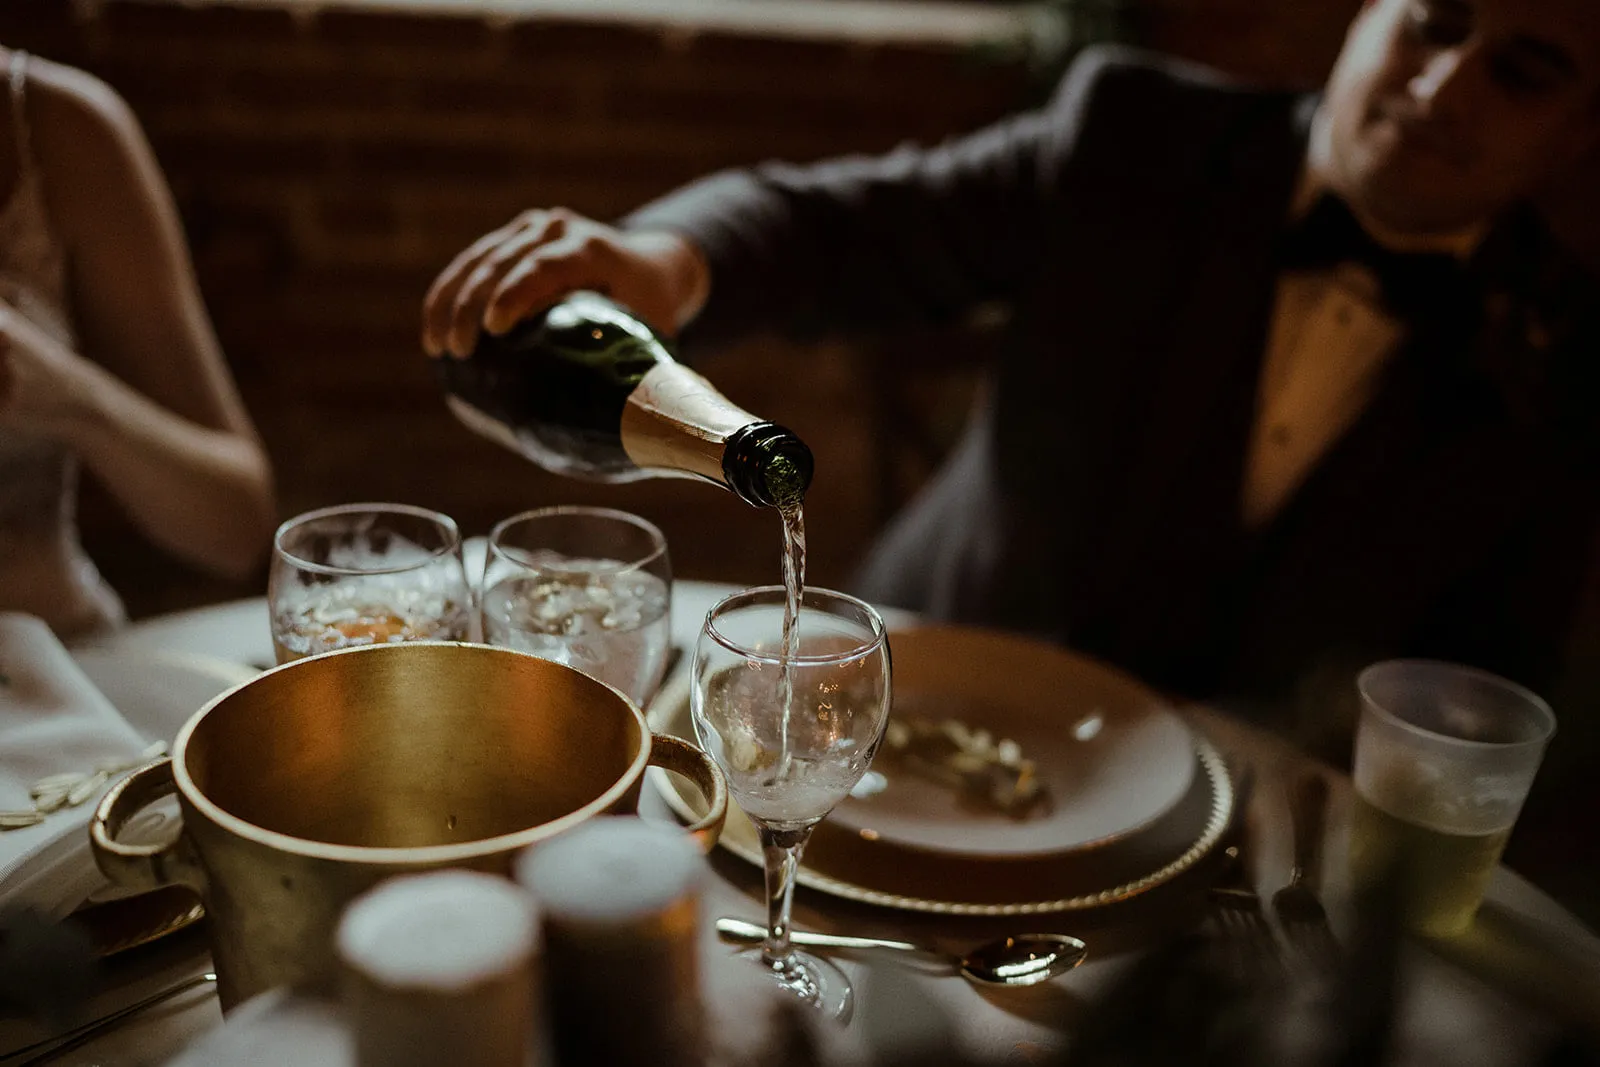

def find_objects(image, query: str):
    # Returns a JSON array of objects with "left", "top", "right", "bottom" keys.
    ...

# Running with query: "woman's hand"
[
  {"left": 0, "top": 301, "right": 96, "bottom": 441},
  {"left": 421, "top": 208, "right": 710, "bottom": 359}
]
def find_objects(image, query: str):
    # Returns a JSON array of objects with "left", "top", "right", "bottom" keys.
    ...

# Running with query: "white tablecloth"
[{"left": 4, "top": 583, "right": 1596, "bottom": 1065}]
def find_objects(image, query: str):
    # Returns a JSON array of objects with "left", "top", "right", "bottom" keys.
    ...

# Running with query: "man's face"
[{"left": 1321, "top": 0, "right": 1600, "bottom": 234}]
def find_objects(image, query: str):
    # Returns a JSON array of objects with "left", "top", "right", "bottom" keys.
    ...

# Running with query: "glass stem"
[{"left": 756, "top": 823, "right": 812, "bottom": 966}]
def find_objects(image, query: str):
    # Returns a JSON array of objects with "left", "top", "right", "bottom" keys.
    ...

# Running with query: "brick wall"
[
  {"left": 0, "top": 0, "right": 1034, "bottom": 613},
  {"left": 4, "top": 0, "right": 1594, "bottom": 621}
]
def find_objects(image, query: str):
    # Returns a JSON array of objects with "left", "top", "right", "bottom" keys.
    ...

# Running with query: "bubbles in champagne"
[
  {"left": 697, "top": 639, "right": 888, "bottom": 830},
  {"left": 737, "top": 760, "right": 873, "bottom": 827},
  {"left": 775, "top": 502, "right": 806, "bottom": 783}
]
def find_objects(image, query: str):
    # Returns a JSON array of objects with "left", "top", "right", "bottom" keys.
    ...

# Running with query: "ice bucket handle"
[
  {"left": 90, "top": 757, "right": 209, "bottom": 896},
  {"left": 647, "top": 734, "right": 727, "bottom": 853}
]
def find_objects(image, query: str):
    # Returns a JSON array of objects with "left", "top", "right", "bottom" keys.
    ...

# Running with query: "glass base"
[{"left": 737, "top": 946, "right": 854, "bottom": 1023}]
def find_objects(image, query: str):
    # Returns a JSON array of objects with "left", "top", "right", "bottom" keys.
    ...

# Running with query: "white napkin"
[{"left": 0, "top": 613, "right": 157, "bottom": 917}]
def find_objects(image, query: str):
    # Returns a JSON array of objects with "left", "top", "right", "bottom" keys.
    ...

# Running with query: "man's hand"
[{"left": 421, "top": 208, "right": 710, "bottom": 359}]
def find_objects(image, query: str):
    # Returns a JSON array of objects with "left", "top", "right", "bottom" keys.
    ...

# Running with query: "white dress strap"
[{"left": 7, "top": 50, "right": 34, "bottom": 178}]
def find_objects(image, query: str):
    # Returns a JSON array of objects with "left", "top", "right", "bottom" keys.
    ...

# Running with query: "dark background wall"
[
  {"left": 7, "top": 0, "right": 1595, "bottom": 616},
  {"left": 1, "top": 0, "right": 1034, "bottom": 615}
]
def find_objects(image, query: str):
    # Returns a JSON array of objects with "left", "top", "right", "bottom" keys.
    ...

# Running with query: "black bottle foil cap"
[{"left": 722, "top": 422, "right": 814, "bottom": 509}]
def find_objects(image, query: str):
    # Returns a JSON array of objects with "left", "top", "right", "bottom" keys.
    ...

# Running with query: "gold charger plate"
[{"left": 647, "top": 625, "right": 1234, "bottom": 916}]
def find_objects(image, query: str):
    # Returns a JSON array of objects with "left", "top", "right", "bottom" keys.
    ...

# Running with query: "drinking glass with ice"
[
  {"left": 269, "top": 503, "right": 472, "bottom": 664},
  {"left": 479, "top": 506, "right": 672, "bottom": 707}
]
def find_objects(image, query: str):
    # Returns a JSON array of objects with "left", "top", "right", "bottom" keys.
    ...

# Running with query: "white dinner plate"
[{"left": 649, "top": 624, "right": 1234, "bottom": 915}]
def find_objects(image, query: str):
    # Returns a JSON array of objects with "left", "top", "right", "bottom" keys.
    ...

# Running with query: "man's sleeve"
[{"left": 620, "top": 48, "right": 1133, "bottom": 350}]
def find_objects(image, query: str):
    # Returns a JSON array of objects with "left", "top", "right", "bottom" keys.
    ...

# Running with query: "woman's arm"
[{"left": 19, "top": 56, "right": 275, "bottom": 578}]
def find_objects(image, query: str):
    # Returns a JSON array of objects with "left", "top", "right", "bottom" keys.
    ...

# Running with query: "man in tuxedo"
[{"left": 422, "top": 0, "right": 1599, "bottom": 745}]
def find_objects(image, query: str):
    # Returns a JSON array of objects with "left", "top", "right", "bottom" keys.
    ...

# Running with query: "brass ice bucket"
[{"left": 89, "top": 641, "right": 726, "bottom": 1010}]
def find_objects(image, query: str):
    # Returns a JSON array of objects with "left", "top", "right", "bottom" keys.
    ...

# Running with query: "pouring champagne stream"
[{"left": 434, "top": 291, "right": 886, "bottom": 1018}]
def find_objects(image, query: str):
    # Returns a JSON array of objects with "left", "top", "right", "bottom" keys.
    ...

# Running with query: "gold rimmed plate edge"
[{"left": 646, "top": 681, "right": 1234, "bottom": 916}]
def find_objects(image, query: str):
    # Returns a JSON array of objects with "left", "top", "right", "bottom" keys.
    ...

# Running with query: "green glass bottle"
[{"left": 437, "top": 292, "right": 812, "bottom": 508}]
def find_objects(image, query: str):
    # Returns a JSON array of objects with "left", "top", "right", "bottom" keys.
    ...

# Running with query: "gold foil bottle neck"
[{"left": 618, "top": 362, "right": 755, "bottom": 485}]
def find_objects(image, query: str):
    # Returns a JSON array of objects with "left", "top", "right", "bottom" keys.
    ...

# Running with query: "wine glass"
[
  {"left": 690, "top": 586, "right": 891, "bottom": 1020},
  {"left": 479, "top": 506, "right": 673, "bottom": 706},
  {"left": 268, "top": 503, "right": 472, "bottom": 664}
]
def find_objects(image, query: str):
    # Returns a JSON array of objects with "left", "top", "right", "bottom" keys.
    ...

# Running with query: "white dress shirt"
[{"left": 1240, "top": 115, "right": 1482, "bottom": 529}]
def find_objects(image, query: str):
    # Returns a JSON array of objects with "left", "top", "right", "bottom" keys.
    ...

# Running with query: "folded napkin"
[{"left": 0, "top": 613, "right": 159, "bottom": 917}]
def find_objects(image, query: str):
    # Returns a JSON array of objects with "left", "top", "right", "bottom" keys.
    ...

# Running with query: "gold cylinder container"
[{"left": 90, "top": 641, "right": 725, "bottom": 1010}]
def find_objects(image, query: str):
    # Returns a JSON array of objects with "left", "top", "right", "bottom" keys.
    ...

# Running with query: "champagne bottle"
[{"left": 437, "top": 291, "right": 813, "bottom": 508}]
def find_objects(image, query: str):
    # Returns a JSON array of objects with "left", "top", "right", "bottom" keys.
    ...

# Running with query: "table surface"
[{"left": 5, "top": 582, "right": 1598, "bottom": 1066}]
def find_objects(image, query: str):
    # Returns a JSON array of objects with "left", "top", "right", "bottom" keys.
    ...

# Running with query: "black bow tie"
[{"left": 1278, "top": 194, "right": 1472, "bottom": 318}]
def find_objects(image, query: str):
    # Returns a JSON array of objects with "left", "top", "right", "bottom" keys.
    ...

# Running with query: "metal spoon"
[{"left": 715, "top": 917, "right": 1087, "bottom": 987}]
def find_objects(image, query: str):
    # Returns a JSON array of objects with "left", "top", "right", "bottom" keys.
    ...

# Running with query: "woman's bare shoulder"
[
  {"left": 18, "top": 53, "right": 140, "bottom": 149},
  {"left": 17, "top": 54, "right": 168, "bottom": 240}
]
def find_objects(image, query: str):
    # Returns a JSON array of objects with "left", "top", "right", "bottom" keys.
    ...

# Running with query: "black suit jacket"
[{"left": 627, "top": 47, "right": 1599, "bottom": 741}]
